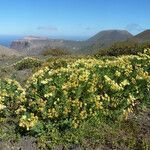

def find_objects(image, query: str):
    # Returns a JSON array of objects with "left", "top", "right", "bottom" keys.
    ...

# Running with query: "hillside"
[
  {"left": 0, "top": 45, "right": 23, "bottom": 58},
  {"left": 0, "top": 49, "right": 150, "bottom": 150},
  {"left": 78, "top": 30, "right": 133, "bottom": 54},
  {"left": 10, "top": 38, "right": 85, "bottom": 55},
  {"left": 133, "top": 29, "right": 150, "bottom": 42},
  {"left": 87, "top": 30, "right": 133, "bottom": 43}
]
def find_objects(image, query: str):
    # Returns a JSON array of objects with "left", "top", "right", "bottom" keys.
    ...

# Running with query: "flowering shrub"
[
  {"left": 17, "top": 49, "right": 150, "bottom": 132},
  {"left": 0, "top": 78, "right": 26, "bottom": 117},
  {"left": 13, "top": 57, "right": 42, "bottom": 70},
  {"left": 0, "top": 49, "right": 149, "bottom": 133}
]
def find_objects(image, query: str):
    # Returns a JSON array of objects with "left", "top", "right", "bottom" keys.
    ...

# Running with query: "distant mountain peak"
[
  {"left": 87, "top": 29, "right": 133, "bottom": 43},
  {"left": 134, "top": 29, "right": 150, "bottom": 42}
]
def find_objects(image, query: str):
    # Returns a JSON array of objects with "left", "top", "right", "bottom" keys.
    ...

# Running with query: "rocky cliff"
[{"left": 10, "top": 38, "right": 84, "bottom": 55}]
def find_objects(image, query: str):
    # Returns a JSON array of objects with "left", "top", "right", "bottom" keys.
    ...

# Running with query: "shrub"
[
  {"left": 95, "top": 41, "right": 150, "bottom": 57},
  {"left": 0, "top": 78, "right": 26, "bottom": 117},
  {"left": 13, "top": 57, "right": 42, "bottom": 70},
  {"left": 18, "top": 49, "right": 150, "bottom": 133}
]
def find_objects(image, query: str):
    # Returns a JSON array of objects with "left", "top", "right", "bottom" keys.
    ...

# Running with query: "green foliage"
[
  {"left": 95, "top": 40, "right": 150, "bottom": 57},
  {"left": 0, "top": 78, "right": 26, "bottom": 117},
  {"left": 0, "top": 49, "right": 150, "bottom": 149},
  {"left": 17, "top": 49, "right": 150, "bottom": 134},
  {"left": 13, "top": 57, "right": 42, "bottom": 70}
]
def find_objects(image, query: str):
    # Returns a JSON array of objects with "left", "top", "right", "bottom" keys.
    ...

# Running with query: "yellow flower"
[
  {"left": 115, "top": 71, "right": 121, "bottom": 77},
  {"left": 80, "top": 110, "right": 87, "bottom": 119},
  {"left": 120, "top": 79, "right": 129, "bottom": 87},
  {"left": 0, "top": 104, "right": 6, "bottom": 110},
  {"left": 95, "top": 101, "right": 103, "bottom": 109},
  {"left": 15, "top": 106, "right": 26, "bottom": 114},
  {"left": 44, "top": 93, "right": 53, "bottom": 98},
  {"left": 63, "top": 107, "right": 69, "bottom": 116},
  {"left": 19, "top": 113, "right": 38, "bottom": 130}
]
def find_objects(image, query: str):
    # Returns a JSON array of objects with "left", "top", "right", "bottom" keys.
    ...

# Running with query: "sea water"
[{"left": 0, "top": 35, "right": 23, "bottom": 47}]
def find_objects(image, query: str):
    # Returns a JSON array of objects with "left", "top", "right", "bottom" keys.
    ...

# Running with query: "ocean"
[
  {"left": 0, "top": 35, "right": 89, "bottom": 48},
  {"left": 0, "top": 35, "right": 23, "bottom": 47}
]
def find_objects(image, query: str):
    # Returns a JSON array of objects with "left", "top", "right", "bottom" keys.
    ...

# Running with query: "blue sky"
[{"left": 0, "top": 0, "right": 149, "bottom": 39}]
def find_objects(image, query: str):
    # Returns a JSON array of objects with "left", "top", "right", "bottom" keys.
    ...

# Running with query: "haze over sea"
[
  {"left": 0, "top": 35, "right": 23, "bottom": 47},
  {"left": 0, "top": 35, "right": 88, "bottom": 48}
]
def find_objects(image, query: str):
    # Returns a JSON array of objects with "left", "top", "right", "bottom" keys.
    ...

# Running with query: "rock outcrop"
[{"left": 10, "top": 38, "right": 83, "bottom": 55}]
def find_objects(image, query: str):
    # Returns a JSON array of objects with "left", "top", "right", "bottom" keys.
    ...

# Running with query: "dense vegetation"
[
  {"left": 95, "top": 40, "right": 150, "bottom": 57},
  {"left": 13, "top": 57, "right": 42, "bottom": 70},
  {"left": 0, "top": 49, "right": 150, "bottom": 149}
]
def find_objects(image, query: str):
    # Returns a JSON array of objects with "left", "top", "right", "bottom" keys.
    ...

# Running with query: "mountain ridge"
[
  {"left": 9, "top": 29, "right": 150, "bottom": 55},
  {"left": 132, "top": 29, "right": 150, "bottom": 42},
  {"left": 87, "top": 30, "right": 133, "bottom": 43}
]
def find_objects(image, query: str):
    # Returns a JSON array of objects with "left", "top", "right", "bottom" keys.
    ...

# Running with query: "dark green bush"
[
  {"left": 95, "top": 41, "right": 150, "bottom": 57},
  {"left": 13, "top": 57, "right": 42, "bottom": 70}
]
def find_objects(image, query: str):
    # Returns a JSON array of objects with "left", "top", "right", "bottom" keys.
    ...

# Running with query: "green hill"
[{"left": 133, "top": 29, "right": 150, "bottom": 42}]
